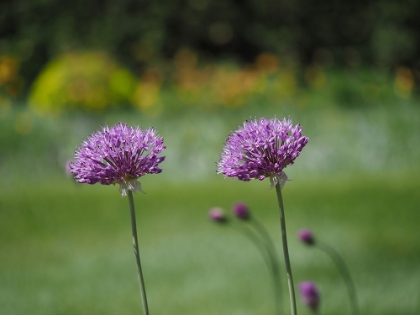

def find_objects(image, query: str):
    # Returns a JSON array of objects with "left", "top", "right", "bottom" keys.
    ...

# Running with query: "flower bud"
[
  {"left": 232, "top": 202, "right": 250, "bottom": 220},
  {"left": 298, "top": 229, "right": 315, "bottom": 245},
  {"left": 209, "top": 207, "right": 227, "bottom": 223},
  {"left": 299, "top": 281, "right": 320, "bottom": 312}
]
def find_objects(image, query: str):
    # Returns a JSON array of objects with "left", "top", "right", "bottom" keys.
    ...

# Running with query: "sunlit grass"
[{"left": 1, "top": 171, "right": 419, "bottom": 315}]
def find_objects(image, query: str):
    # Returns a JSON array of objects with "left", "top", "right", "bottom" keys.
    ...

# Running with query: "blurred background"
[{"left": 1, "top": 1, "right": 419, "bottom": 314}]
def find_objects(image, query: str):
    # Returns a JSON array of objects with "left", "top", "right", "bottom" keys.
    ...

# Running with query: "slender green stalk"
[
  {"left": 232, "top": 224, "right": 271, "bottom": 268},
  {"left": 232, "top": 223, "right": 282, "bottom": 315},
  {"left": 317, "top": 241, "right": 360, "bottom": 315},
  {"left": 250, "top": 219, "right": 283, "bottom": 314},
  {"left": 251, "top": 218, "right": 278, "bottom": 262},
  {"left": 127, "top": 191, "right": 149, "bottom": 315},
  {"left": 275, "top": 182, "right": 297, "bottom": 315}
]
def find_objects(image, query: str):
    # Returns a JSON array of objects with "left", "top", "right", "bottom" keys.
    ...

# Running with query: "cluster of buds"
[{"left": 208, "top": 202, "right": 251, "bottom": 223}]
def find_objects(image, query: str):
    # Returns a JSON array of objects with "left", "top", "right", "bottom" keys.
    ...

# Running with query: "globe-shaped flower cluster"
[
  {"left": 217, "top": 117, "right": 308, "bottom": 187},
  {"left": 70, "top": 122, "right": 166, "bottom": 196}
]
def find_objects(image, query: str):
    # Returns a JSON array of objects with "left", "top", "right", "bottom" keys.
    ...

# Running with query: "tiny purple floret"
[
  {"left": 209, "top": 207, "right": 227, "bottom": 223},
  {"left": 298, "top": 229, "right": 315, "bottom": 245},
  {"left": 217, "top": 117, "right": 308, "bottom": 188},
  {"left": 232, "top": 202, "right": 250, "bottom": 220},
  {"left": 299, "top": 281, "right": 320, "bottom": 312},
  {"left": 69, "top": 122, "right": 166, "bottom": 196}
]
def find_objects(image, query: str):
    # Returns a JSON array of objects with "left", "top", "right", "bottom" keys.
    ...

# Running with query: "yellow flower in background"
[
  {"left": 133, "top": 82, "right": 161, "bottom": 114},
  {"left": 133, "top": 68, "right": 163, "bottom": 115}
]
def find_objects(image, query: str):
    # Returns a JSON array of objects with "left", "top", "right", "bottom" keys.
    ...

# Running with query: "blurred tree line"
[{"left": 1, "top": 0, "right": 420, "bottom": 91}]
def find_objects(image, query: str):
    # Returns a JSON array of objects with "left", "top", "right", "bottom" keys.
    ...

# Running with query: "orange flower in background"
[
  {"left": 0, "top": 56, "right": 18, "bottom": 86},
  {"left": 394, "top": 67, "right": 414, "bottom": 99},
  {"left": 0, "top": 56, "right": 23, "bottom": 97},
  {"left": 255, "top": 53, "right": 280, "bottom": 75}
]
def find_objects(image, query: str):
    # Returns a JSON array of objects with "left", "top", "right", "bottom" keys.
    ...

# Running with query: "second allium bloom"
[
  {"left": 70, "top": 122, "right": 166, "bottom": 196},
  {"left": 217, "top": 117, "right": 308, "bottom": 188}
]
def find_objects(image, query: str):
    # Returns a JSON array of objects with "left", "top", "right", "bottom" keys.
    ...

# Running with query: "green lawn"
[
  {"left": 1, "top": 90, "right": 420, "bottom": 314},
  {"left": 1, "top": 171, "right": 419, "bottom": 315}
]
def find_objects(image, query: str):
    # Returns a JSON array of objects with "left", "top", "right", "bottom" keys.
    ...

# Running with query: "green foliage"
[
  {"left": 28, "top": 51, "right": 138, "bottom": 114},
  {"left": 23, "top": 48, "right": 415, "bottom": 116},
  {"left": 2, "top": 0, "right": 420, "bottom": 93}
]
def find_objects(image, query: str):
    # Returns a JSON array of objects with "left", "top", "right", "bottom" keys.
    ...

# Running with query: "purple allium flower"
[
  {"left": 298, "top": 229, "right": 315, "bottom": 245},
  {"left": 299, "top": 281, "right": 320, "bottom": 312},
  {"left": 209, "top": 207, "right": 227, "bottom": 223},
  {"left": 69, "top": 122, "right": 166, "bottom": 196},
  {"left": 232, "top": 202, "right": 250, "bottom": 220},
  {"left": 217, "top": 117, "right": 308, "bottom": 189}
]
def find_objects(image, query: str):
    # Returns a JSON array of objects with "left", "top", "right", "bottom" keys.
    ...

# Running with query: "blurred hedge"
[
  {"left": 29, "top": 51, "right": 137, "bottom": 114},
  {"left": 22, "top": 48, "right": 416, "bottom": 116},
  {"left": 1, "top": 0, "right": 420, "bottom": 94}
]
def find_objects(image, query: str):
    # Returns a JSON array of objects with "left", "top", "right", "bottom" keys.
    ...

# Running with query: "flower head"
[
  {"left": 299, "top": 281, "right": 320, "bottom": 312},
  {"left": 232, "top": 202, "right": 250, "bottom": 220},
  {"left": 69, "top": 122, "right": 165, "bottom": 196},
  {"left": 217, "top": 117, "right": 308, "bottom": 188},
  {"left": 298, "top": 229, "right": 315, "bottom": 245},
  {"left": 209, "top": 207, "right": 227, "bottom": 223}
]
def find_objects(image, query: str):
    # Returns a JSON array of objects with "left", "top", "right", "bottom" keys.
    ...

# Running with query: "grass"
[{"left": 1, "top": 171, "right": 420, "bottom": 315}]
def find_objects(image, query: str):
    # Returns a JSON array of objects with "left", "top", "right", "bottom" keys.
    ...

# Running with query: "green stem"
[
  {"left": 275, "top": 182, "right": 297, "bottom": 315},
  {"left": 251, "top": 219, "right": 278, "bottom": 263},
  {"left": 233, "top": 224, "right": 282, "bottom": 315},
  {"left": 250, "top": 219, "right": 283, "bottom": 315},
  {"left": 232, "top": 224, "right": 271, "bottom": 268},
  {"left": 317, "top": 241, "right": 360, "bottom": 315},
  {"left": 127, "top": 191, "right": 149, "bottom": 315}
]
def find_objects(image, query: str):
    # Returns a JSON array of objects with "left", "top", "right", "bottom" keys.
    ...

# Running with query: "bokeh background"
[{"left": 1, "top": 1, "right": 419, "bottom": 314}]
